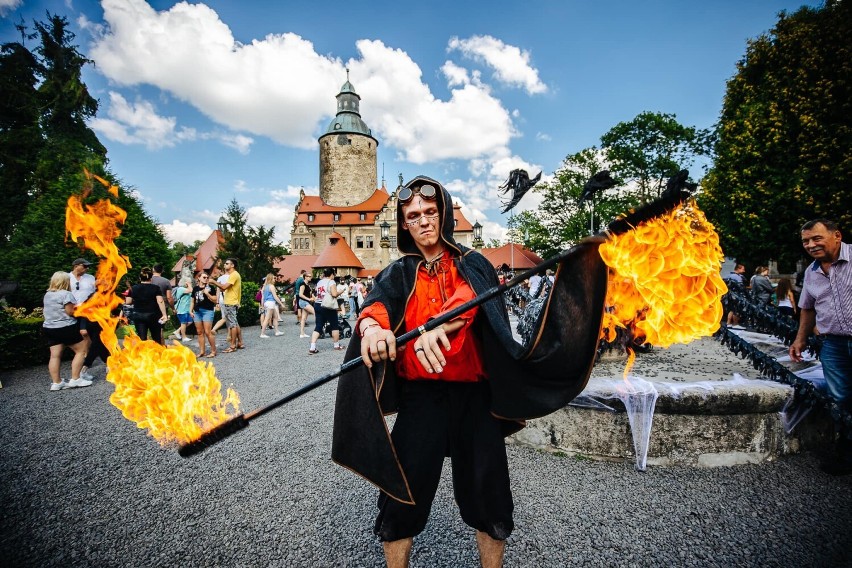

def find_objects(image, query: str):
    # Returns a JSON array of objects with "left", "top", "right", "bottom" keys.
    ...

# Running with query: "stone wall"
[{"left": 319, "top": 133, "right": 377, "bottom": 207}]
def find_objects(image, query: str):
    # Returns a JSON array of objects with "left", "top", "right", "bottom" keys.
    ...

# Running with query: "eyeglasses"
[
  {"left": 403, "top": 211, "right": 440, "bottom": 228},
  {"left": 75, "top": 282, "right": 80, "bottom": 290},
  {"left": 398, "top": 183, "right": 437, "bottom": 203}
]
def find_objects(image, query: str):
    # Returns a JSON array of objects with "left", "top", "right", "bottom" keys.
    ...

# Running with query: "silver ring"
[{"left": 415, "top": 347, "right": 425, "bottom": 353}]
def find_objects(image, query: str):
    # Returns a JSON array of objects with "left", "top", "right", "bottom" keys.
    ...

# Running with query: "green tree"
[
  {"left": 0, "top": 41, "right": 44, "bottom": 241},
  {"left": 512, "top": 147, "right": 638, "bottom": 258},
  {"left": 216, "top": 199, "right": 287, "bottom": 284},
  {"left": 699, "top": 1, "right": 852, "bottom": 271},
  {"left": 1, "top": 168, "right": 171, "bottom": 309},
  {"left": 32, "top": 14, "right": 106, "bottom": 181},
  {"left": 486, "top": 238, "right": 503, "bottom": 248},
  {"left": 601, "top": 111, "right": 711, "bottom": 203}
]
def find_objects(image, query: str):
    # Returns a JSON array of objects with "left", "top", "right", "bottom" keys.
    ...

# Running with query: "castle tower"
[{"left": 318, "top": 72, "right": 379, "bottom": 206}]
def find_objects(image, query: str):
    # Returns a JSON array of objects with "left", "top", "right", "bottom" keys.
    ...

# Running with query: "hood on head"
[{"left": 396, "top": 175, "right": 462, "bottom": 258}]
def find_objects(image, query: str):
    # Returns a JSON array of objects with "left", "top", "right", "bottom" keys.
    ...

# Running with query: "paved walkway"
[{"left": 1, "top": 318, "right": 850, "bottom": 567}]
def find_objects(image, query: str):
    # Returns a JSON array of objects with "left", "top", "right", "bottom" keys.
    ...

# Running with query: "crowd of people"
[{"left": 42, "top": 255, "right": 378, "bottom": 391}]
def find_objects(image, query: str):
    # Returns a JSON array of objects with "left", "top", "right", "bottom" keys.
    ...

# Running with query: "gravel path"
[{"left": 2, "top": 321, "right": 850, "bottom": 567}]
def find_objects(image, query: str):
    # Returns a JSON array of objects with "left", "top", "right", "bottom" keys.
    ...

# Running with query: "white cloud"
[
  {"left": 215, "top": 133, "right": 253, "bottom": 154},
  {"left": 90, "top": 0, "right": 342, "bottom": 148},
  {"left": 246, "top": 202, "right": 294, "bottom": 246},
  {"left": 90, "top": 91, "right": 253, "bottom": 153},
  {"left": 89, "top": 92, "right": 186, "bottom": 149},
  {"left": 89, "top": 1, "right": 520, "bottom": 166},
  {"left": 448, "top": 35, "right": 547, "bottom": 95},
  {"left": 270, "top": 185, "right": 316, "bottom": 201},
  {"left": 350, "top": 39, "right": 516, "bottom": 164},
  {"left": 441, "top": 61, "right": 470, "bottom": 87},
  {"left": 0, "top": 0, "right": 22, "bottom": 16},
  {"left": 536, "top": 132, "right": 552, "bottom": 142},
  {"left": 160, "top": 220, "right": 213, "bottom": 245}
]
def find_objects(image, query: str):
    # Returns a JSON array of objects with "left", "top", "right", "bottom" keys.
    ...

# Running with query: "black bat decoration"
[
  {"left": 499, "top": 169, "right": 541, "bottom": 213},
  {"left": 662, "top": 169, "right": 698, "bottom": 199},
  {"left": 578, "top": 170, "right": 616, "bottom": 205}
]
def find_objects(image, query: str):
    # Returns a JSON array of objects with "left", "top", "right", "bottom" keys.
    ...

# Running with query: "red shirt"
[{"left": 359, "top": 252, "right": 485, "bottom": 382}]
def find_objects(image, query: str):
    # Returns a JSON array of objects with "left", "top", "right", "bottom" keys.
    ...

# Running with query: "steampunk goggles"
[{"left": 398, "top": 183, "right": 437, "bottom": 203}]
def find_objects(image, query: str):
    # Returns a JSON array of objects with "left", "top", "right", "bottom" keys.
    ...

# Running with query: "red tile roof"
[
  {"left": 273, "top": 255, "right": 319, "bottom": 283},
  {"left": 313, "top": 232, "right": 364, "bottom": 269},
  {"left": 481, "top": 243, "right": 543, "bottom": 270},
  {"left": 171, "top": 230, "right": 225, "bottom": 274},
  {"left": 453, "top": 204, "right": 473, "bottom": 232},
  {"left": 296, "top": 188, "right": 390, "bottom": 227}
]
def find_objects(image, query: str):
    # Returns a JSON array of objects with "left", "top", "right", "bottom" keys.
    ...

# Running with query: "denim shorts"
[
  {"left": 193, "top": 308, "right": 214, "bottom": 323},
  {"left": 177, "top": 312, "right": 193, "bottom": 325}
]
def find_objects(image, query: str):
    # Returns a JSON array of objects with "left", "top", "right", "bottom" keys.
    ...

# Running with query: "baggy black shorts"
[{"left": 374, "top": 380, "right": 514, "bottom": 542}]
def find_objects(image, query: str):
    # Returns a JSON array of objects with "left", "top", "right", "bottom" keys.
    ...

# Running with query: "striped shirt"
[{"left": 798, "top": 241, "right": 852, "bottom": 336}]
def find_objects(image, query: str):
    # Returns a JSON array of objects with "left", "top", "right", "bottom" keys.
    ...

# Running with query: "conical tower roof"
[{"left": 313, "top": 231, "right": 364, "bottom": 269}]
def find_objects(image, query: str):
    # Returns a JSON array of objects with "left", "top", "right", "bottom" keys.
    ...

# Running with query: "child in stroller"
[{"left": 319, "top": 313, "right": 352, "bottom": 339}]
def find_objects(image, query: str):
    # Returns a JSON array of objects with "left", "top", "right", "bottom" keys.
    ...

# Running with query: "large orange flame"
[
  {"left": 599, "top": 201, "right": 727, "bottom": 355},
  {"left": 66, "top": 171, "right": 240, "bottom": 446}
]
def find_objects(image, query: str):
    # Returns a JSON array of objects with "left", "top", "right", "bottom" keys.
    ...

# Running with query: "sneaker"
[
  {"left": 308, "top": 348, "right": 319, "bottom": 354},
  {"left": 50, "top": 381, "right": 69, "bottom": 391},
  {"left": 259, "top": 334, "right": 270, "bottom": 339},
  {"left": 299, "top": 334, "right": 309, "bottom": 339},
  {"left": 67, "top": 377, "right": 93, "bottom": 388},
  {"left": 181, "top": 337, "right": 192, "bottom": 343},
  {"left": 171, "top": 333, "right": 182, "bottom": 340},
  {"left": 79, "top": 369, "right": 95, "bottom": 380},
  {"left": 274, "top": 331, "right": 285, "bottom": 336}
]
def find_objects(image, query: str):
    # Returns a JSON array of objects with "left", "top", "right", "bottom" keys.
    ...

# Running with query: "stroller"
[{"left": 319, "top": 313, "right": 352, "bottom": 339}]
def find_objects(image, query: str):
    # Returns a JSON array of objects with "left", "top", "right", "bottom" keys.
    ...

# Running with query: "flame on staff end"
[
  {"left": 598, "top": 201, "right": 727, "bottom": 374},
  {"left": 66, "top": 171, "right": 241, "bottom": 446}
]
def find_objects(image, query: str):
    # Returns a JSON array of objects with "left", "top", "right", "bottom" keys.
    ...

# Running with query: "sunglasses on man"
[{"left": 397, "top": 183, "right": 437, "bottom": 203}]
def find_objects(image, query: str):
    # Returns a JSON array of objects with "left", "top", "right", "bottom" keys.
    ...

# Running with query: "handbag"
[{"left": 321, "top": 289, "right": 337, "bottom": 310}]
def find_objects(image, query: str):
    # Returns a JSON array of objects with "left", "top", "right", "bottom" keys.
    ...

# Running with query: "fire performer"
[{"left": 332, "top": 176, "right": 608, "bottom": 566}]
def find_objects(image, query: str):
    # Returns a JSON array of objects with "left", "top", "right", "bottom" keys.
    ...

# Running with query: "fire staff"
[{"left": 332, "top": 176, "right": 608, "bottom": 567}]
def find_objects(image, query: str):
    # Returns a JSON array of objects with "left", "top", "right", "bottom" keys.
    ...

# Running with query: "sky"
[{"left": 0, "top": 0, "right": 824, "bottom": 247}]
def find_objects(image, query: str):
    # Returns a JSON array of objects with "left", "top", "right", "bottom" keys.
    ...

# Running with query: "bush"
[
  {"left": 238, "top": 281, "right": 260, "bottom": 328},
  {"left": 0, "top": 309, "right": 49, "bottom": 370}
]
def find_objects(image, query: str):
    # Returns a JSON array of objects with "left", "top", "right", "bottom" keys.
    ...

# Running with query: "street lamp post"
[{"left": 472, "top": 221, "right": 483, "bottom": 249}]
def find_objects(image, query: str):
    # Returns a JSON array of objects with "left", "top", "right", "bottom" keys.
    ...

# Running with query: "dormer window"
[
  {"left": 308, "top": 214, "right": 315, "bottom": 222},
  {"left": 333, "top": 213, "right": 340, "bottom": 222},
  {"left": 454, "top": 218, "right": 458, "bottom": 227},
  {"left": 359, "top": 213, "right": 366, "bottom": 221}
]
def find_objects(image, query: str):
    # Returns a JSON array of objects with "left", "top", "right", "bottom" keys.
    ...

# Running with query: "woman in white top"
[
  {"left": 308, "top": 267, "right": 342, "bottom": 354},
  {"left": 775, "top": 277, "right": 797, "bottom": 319},
  {"left": 42, "top": 272, "right": 92, "bottom": 391},
  {"left": 259, "top": 273, "right": 286, "bottom": 338}
]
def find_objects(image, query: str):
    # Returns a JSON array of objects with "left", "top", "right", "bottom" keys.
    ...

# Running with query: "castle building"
[{"left": 281, "top": 76, "right": 482, "bottom": 281}]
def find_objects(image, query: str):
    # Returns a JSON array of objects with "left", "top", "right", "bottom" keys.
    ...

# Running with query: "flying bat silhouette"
[
  {"left": 578, "top": 170, "right": 616, "bottom": 205},
  {"left": 499, "top": 169, "right": 542, "bottom": 213}
]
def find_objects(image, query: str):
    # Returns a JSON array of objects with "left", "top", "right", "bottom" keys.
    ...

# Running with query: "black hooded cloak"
[{"left": 332, "top": 176, "right": 608, "bottom": 504}]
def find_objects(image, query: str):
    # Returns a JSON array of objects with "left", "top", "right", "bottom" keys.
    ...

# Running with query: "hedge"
[{"left": 0, "top": 313, "right": 50, "bottom": 370}]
